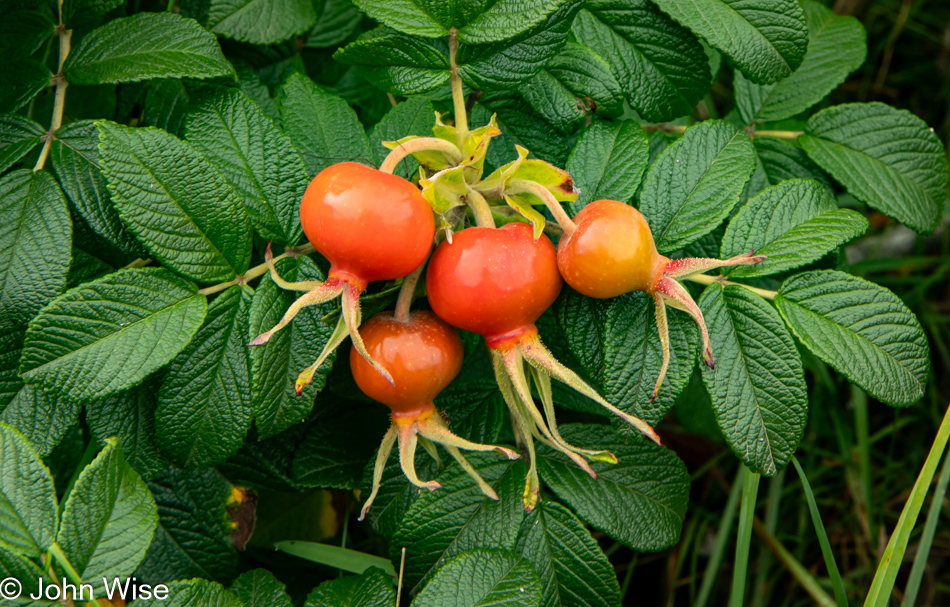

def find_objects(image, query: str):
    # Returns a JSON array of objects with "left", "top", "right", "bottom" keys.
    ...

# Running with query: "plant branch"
[
  {"left": 685, "top": 273, "right": 777, "bottom": 300},
  {"left": 198, "top": 243, "right": 316, "bottom": 296},
  {"left": 465, "top": 189, "right": 495, "bottom": 229},
  {"left": 34, "top": 1, "right": 71, "bottom": 172},
  {"left": 379, "top": 137, "right": 463, "bottom": 174},
  {"left": 506, "top": 179, "right": 576, "bottom": 238},
  {"left": 48, "top": 543, "right": 94, "bottom": 607},
  {"left": 642, "top": 123, "right": 687, "bottom": 134},
  {"left": 448, "top": 28, "right": 468, "bottom": 147}
]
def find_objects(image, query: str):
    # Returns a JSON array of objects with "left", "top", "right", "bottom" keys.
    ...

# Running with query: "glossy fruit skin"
[
  {"left": 350, "top": 311, "right": 463, "bottom": 418},
  {"left": 426, "top": 222, "right": 562, "bottom": 341},
  {"left": 300, "top": 162, "right": 435, "bottom": 287},
  {"left": 557, "top": 199, "right": 665, "bottom": 299}
]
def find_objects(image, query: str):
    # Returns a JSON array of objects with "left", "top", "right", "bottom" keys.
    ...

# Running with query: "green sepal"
[
  {"left": 511, "top": 158, "right": 578, "bottom": 203},
  {"left": 478, "top": 145, "right": 530, "bottom": 199},
  {"left": 420, "top": 165, "right": 470, "bottom": 214},
  {"left": 504, "top": 193, "right": 547, "bottom": 240},
  {"left": 432, "top": 113, "right": 502, "bottom": 183}
]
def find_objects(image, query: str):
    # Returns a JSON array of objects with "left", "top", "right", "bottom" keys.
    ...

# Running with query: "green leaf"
[
  {"left": 291, "top": 406, "right": 389, "bottom": 489},
  {"left": 565, "top": 120, "right": 649, "bottom": 214},
  {"left": 753, "top": 135, "right": 831, "bottom": 190},
  {"left": 522, "top": 42, "right": 623, "bottom": 134},
  {"left": 19, "top": 268, "right": 207, "bottom": 402},
  {"left": 734, "top": 1, "right": 866, "bottom": 124},
  {"left": 572, "top": 0, "right": 710, "bottom": 122},
  {"left": 392, "top": 456, "right": 526, "bottom": 590},
  {"left": 722, "top": 179, "right": 868, "bottom": 278},
  {"left": 775, "top": 270, "right": 929, "bottom": 406},
  {"left": 129, "top": 579, "right": 242, "bottom": 607},
  {"left": 186, "top": 87, "right": 307, "bottom": 245},
  {"left": 351, "top": 0, "right": 571, "bottom": 44},
  {"left": 57, "top": 439, "right": 158, "bottom": 583},
  {"left": 456, "top": 0, "right": 582, "bottom": 91},
  {"left": 0, "top": 423, "right": 58, "bottom": 557},
  {"left": 307, "top": 0, "right": 361, "bottom": 48},
  {"left": 230, "top": 569, "right": 292, "bottom": 607},
  {"left": 537, "top": 424, "right": 689, "bottom": 551},
  {"left": 279, "top": 73, "right": 372, "bottom": 177},
  {"left": 64, "top": 13, "right": 234, "bottom": 85},
  {"left": 640, "top": 120, "right": 756, "bottom": 253},
  {"left": 698, "top": 284, "right": 807, "bottom": 475},
  {"left": 515, "top": 501, "right": 621, "bottom": 607},
  {"left": 479, "top": 93, "right": 570, "bottom": 166},
  {"left": 304, "top": 567, "right": 395, "bottom": 607},
  {"left": 0, "top": 544, "right": 45, "bottom": 600},
  {"left": 51, "top": 120, "right": 142, "bottom": 255},
  {"left": 800, "top": 102, "right": 948, "bottom": 233},
  {"left": 97, "top": 121, "right": 252, "bottom": 282},
  {"left": 413, "top": 549, "right": 543, "bottom": 607},
  {"left": 208, "top": 0, "right": 316, "bottom": 45},
  {"left": 0, "top": 10, "right": 54, "bottom": 58},
  {"left": 156, "top": 285, "right": 253, "bottom": 469},
  {"left": 651, "top": 0, "right": 807, "bottom": 84},
  {"left": 0, "top": 325, "right": 26, "bottom": 410},
  {"left": 334, "top": 28, "right": 450, "bottom": 95},
  {"left": 555, "top": 290, "right": 698, "bottom": 424},
  {"left": 248, "top": 256, "right": 337, "bottom": 438},
  {"left": 142, "top": 79, "right": 190, "bottom": 137},
  {"left": 370, "top": 96, "right": 436, "bottom": 178},
  {"left": 435, "top": 379, "right": 506, "bottom": 444},
  {"left": 137, "top": 468, "right": 238, "bottom": 585},
  {"left": 1, "top": 384, "right": 79, "bottom": 458},
  {"left": 63, "top": 0, "right": 125, "bottom": 30},
  {"left": 0, "top": 114, "right": 45, "bottom": 173},
  {"left": 86, "top": 384, "right": 168, "bottom": 482},
  {"left": 0, "top": 59, "right": 52, "bottom": 114},
  {"left": 0, "top": 169, "right": 71, "bottom": 327}
]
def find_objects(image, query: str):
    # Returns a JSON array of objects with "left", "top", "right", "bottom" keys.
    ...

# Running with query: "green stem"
[
  {"left": 448, "top": 28, "right": 468, "bottom": 148},
  {"left": 33, "top": 1, "right": 71, "bottom": 172},
  {"left": 753, "top": 129, "right": 803, "bottom": 139},
  {"left": 48, "top": 543, "right": 87, "bottom": 593},
  {"left": 505, "top": 179, "right": 576, "bottom": 237},
  {"left": 466, "top": 190, "right": 495, "bottom": 229},
  {"left": 394, "top": 250, "right": 430, "bottom": 322},
  {"left": 729, "top": 467, "right": 760, "bottom": 607},
  {"left": 685, "top": 273, "right": 777, "bottom": 300},
  {"left": 619, "top": 554, "right": 638, "bottom": 601},
  {"left": 198, "top": 243, "right": 316, "bottom": 296}
]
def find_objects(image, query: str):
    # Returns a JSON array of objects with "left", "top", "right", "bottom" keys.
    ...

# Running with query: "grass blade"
[
  {"left": 276, "top": 540, "right": 397, "bottom": 577},
  {"left": 753, "top": 517, "right": 836, "bottom": 607},
  {"left": 792, "top": 456, "right": 849, "bottom": 607},
  {"left": 864, "top": 401, "right": 950, "bottom": 607},
  {"left": 696, "top": 466, "right": 744, "bottom": 607},
  {"left": 729, "top": 467, "right": 760, "bottom": 607},
  {"left": 901, "top": 441, "right": 950, "bottom": 607}
]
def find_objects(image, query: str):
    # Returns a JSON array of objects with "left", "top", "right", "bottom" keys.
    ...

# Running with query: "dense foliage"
[{"left": 1, "top": 0, "right": 948, "bottom": 605}]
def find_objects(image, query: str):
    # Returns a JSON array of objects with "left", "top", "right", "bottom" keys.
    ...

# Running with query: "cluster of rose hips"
[{"left": 250, "top": 115, "right": 763, "bottom": 515}]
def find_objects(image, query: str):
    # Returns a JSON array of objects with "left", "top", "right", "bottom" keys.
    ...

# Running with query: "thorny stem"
[
  {"left": 198, "top": 243, "right": 316, "bottom": 295},
  {"left": 394, "top": 250, "right": 431, "bottom": 322},
  {"left": 34, "top": 0, "right": 71, "bottom": 172},
  {"left": 506, "top": 179, "right": 576, "bottom": 238},
  {"left": 379, "top": 137, "right": 463, "bottom": 174},
  {"left": 685, "top": 273, "right": 778, "bottom": 300},
  {"left": 448, "top": 28, "right": 468, "bottom": 148},
  {"left": 466, "top": 190, "right": 496, "bottom": 228}
]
